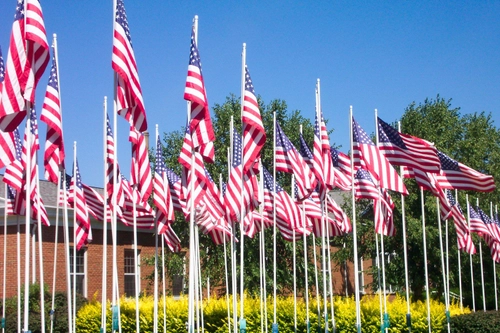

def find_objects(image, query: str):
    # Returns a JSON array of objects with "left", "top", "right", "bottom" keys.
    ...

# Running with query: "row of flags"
[{"left": 0, "top": 0, "right": 498, "bottom": 267}]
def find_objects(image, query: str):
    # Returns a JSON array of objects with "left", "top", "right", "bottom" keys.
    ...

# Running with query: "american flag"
[
  {"left": 0, "top": 0, "right": 49, "bottom": 132},
  {"left": 352, "top": 117, "right": 407, "bottom": 195},
  {"left": 242, "top": 66, "right": 265, "bottom": 173},
  {"left": 114, "top": 175, "right": 155, "bottom": 229},
  {"left": 163, "top": 229, "right": 181, "bottom": 253},
  {"left": 70, "top": 160, "right": 92, "bottom": 250},
  {"left": 22, "top": 107, "right": 39, "bottom": 202},
  {"left": 81, "top": 183, "right": 109, "bottom": 222},
  {"left": 446, "top": 190, "right": 475, "bottom": 254},
  {"left": 3, "top": 128, "right": 23, "bottom": 191},
  {"left": 0, "top": 47, "right": 16, "bottom": 168},
  {"left": 224, "top": 127, "right": 258, "bottom": 222},
  {"left": 154, "top": 134, "right": 175, "bottom": 234},
  {"left": 112, "top": 0, "right": 147, "bottom": 132},
  {"left": 410, "top": 168, "right": 453, "bottom": 221},
  {"left": 377, "top": 117, "right": 440, "bottom": 174},
  {"left": 326, "top": 194, "right": 352, "bottom": 234},
  {"left": 57, "top": 172, "right": 71, "bottom": 207},
  {"left": 184, "top": 27, "right": 215, "bottom": 162},
  {"left": 468, "top": 205, "right": 490, "bottom": 237},
  {"left": 41, "top": 52, "right": 65, "bottom": 184},
  {"left": 105, "top": 114, "right": 124, "bottom": 209},
  {"left": 353, "top": 168, "right": 380, "bottom": 201},
  {"left": 165, "top": 167, "right": 186, "bottom": 215},
  {"left": 434, "top": 150, "right": 495, "bottom": 192},
  {"left": 129, "top": 127, "right": 152, "bottom": 203},
  {"left": 312, "top": 110, "right": 335, "bottom": 198},
  {"left": 475, "top": 205, "right": 500, "bottom": 262},
  {"left": 262, "top": 167, "right": 309, "bottom": 241},
  {"left": 330, "top": 147, "right": 352, "bottom": 191},
  {"left": 275, "top": 120, "right": 316, "bottom": 200},
  {"left": 298, "top": 190, "right": 341, "bottom": 238}
]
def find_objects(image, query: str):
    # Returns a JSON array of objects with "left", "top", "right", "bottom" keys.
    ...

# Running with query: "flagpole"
[
  {"left": 466, "top": 194, "right": 476, "bottom": 312},
  {"left": 35, "top": 163, "right": 46, "bottom": 333},
  {"left": 102, "top": 96, "right": 109, "bottom": 333},
  {"left": 374, "top": 111, "right": 388, "bottom": 333},
  {"left": 153, "top": 125, "right": 160, "bottom": 333},
  {"left": 49, "top": 34, "right": 62, "bottom": 333},
  {"left": 494, "top": 204, "right": 499, "bottom": 311},
  {"left": 16, "top": 213, "right": 21, "bottom": 333},
  {"left": 61, "top": 158, "right": 72, "bottom": 333},
  {"left": 132, "top": 154, "right": 140, "bottom": 333},
  {"left": 455, "top": 190, "right": 464, "bottom": 313},
  {"left": 420, "top": 188, "right": 432, "bottom": 333},
  {"left": 317, "top": 81, "right": 328, "bottom": 333},
  {"left": 325, "top": 200, "right": 336, "bottom": 332},
  {"left": 397, "top": 122, "right": 412, "bottom": 331},
  {"left": 272, "top": 111, "right": 278, "bottom": 333},
  {"left": 23, "top": 102, "right": 32, "bottom": 333},
  {"left": 73, "top": 142, "right": 78, "bottom": 333},
  {"left": 436, "top": 198, "right": 451, "bottom": 333},
  {"left": 259, "top": 163, "right": 268, "bottom": 333},
  {"left": 220, "top": 173, "right": 232, "bottom": 333},
  {"left": 229, "top": 120, "right": 238, "bottom": 333},
  {"left": 375, "top": 232, "right": 384, "bottom": 330},
  {"left": 161, "top": 235, "right": 167, "bottom": 333},
  {"left": 290, "top": 175, "right": 298, "bottom": 333},
  {"left": 349, "top": 106, "right": 362, "bottom": 333},
  {"left": 239, "top": 43, "right": 246, "bottom": 333},
  {"left": 477, "top": 198, "right": 486, "bottom": 312},
  {"left": 299, "top": 124, "right": 310, "bottom": 333},
  {"left": 2, "top": 185, "right": 8, "bottom": 333}
]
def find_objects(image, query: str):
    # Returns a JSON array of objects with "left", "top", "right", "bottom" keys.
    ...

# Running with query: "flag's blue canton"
[
  {"left": 437, "top": 151, "right": 460, "bottom": 171},
  {"left": 29, "top": 108, "right": 38, "bottom": 136},
  {"left": 232, "top": 128, "right": 242, "bottom": 168},
  {"left": 221, "top": 182, "right": 227, "bottom": 197},
  {"left": 293, "top": 182, "right": 299, "bottom": 199},
  {"left": 377, "top": 118, "right": 406, "bottom": 149},
  {"left": 355, "top": 168, "right": 374, "bottom": 182},
  {"left": 7, "top": 185, "right": 17, "bottom": 199},
  {"left": 106, "top": 115, "right": 113, "bottom": 136},
  {"left": 476, "top": 206, "right": 493, "bottom": 224},
  {"left": 330, "top": 147, "right": 340, "bottom": 167},
  {"left": 446, "top": 190, "right": 464, "bottom": 214},
  {"left": 13, "top": 128, "right": 22, "bottom": 160},
  {"left": 188, "top": 29, "right": 201, "bottom": 69},
  {"left": 0, "top": 46, "right": 5, "bottom": 83},
  {"left": 275, "top": 121, "right": 294, "bottom": 152},
  {"left": 47, "top": 55, "right": 59, "bottom": 90},
  {"left": 314, "top": 115, "right": 320, "bottom": 138},
  {"left": 60, "top": 172, "right": 71, "bottom": 191},
  {"left": 245, "top": 66, "right": 255, "bottom": 94},
  {"left": 155, "top": 138, "right": 166, "bottom": 174},
  {"left": 469, "top": 205, "right": 481, "bottom": 220},
  {"left": 263, "top": 167, "right": 283, "bottom": 193},
  {"left": 204, "top": 167, "right": 215, "bottom": 183},
  {"left": 352, "top": 118, "right": 374, "bottom": 146},
  {"left": 299, "top": 134, "right": 312, "bottom": 159},
  {"left": 14, "top": 0, "right": 24, "bottom": 21},
  {"left": 74, "top": 160, "right": 83, "bottom": 189},
  {"left": 165, "top": 167, "right": 180, "bottom": 186},
  {"left": 115, "top": 0, "right": 132, "bottom": 46}
]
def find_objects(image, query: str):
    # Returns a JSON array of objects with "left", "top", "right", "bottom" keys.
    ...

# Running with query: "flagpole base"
[{"left": 272, "top": 322, "right": 279, "bottom": 333}]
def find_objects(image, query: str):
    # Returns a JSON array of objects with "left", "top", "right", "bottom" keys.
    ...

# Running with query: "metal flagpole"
[
  {"left": 229, "top": 119, "right": 238, "bottom": 333},
  {"left": 494, "top": 204, "right": 499, "bottom": 311},
  {"left": 101, "top": 96, "right": 108, "bottom": 333},
  {"left": 455, "top": 191, "right": 464, "bottom": 312},
  {"left": 436, "top": 198, "right": 451, "bottom": 333},
  {"left": 349, "top": 106, "right": 362, "bottom": 333},
  {"left": 375, "top": 233, "right": 384, "bottom": 330},
  {"left": 72, "top": 142, "right": 78, "bottom": 333},
  {"left": 419, "top": 188, "right": 432, "bottom": 332},
  {"left": 299, "top": 124, "right": 310, "bottom": 333},
  {"left": 153, "top": 125, "right": 160, "bottom": 333},
  {"left": 272, "top": 111, "right": 278, "bottom": 333},
  {"left": 259, "top": 164, "right": 268, "bottom": 333},
  {"left": 325, "top": 201, "right": 336, "bottom": 332},
  {"left": 291, "top": 176, "right": 298, "bottom": 333},
  {"left": 220, "top": 173, "right": 232, "bottom": 333},
  {"left": 477, "top": 198, "right": 486, "bottom": 312},
  {"left": 397, "top": 122, "right": 412, "bottom": 332},
  {"left": 466, "top": 194, "right": 476, "bottom": 312},
  {"left": 2, "top": 185, "right": 8, "bottom": 333},
  {"left": 239, "top": 43, "right": 247, "bottom": 333}
]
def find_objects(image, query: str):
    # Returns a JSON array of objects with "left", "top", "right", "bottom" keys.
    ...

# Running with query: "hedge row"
[{"left": 76, "top": 294, "right": 469, "bottom": 333}]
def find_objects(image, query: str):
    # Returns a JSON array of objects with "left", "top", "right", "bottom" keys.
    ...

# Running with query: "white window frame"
[
  {"left": 124, "top": 249, "right": 141, "bottom": 297},
  {"left": 69, "top": 246, "right": 87, "bottom": 297}
]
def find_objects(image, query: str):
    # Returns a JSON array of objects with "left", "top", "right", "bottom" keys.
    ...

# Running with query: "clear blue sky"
[{"left": 1, "top": 1, "right": 499, "bottom": 187}]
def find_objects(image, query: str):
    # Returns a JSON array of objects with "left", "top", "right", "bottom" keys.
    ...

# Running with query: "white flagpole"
[
  {"left": 420, "top": 188, "right": 432, "bottom": 333},
  {"left": 445, "top": 217, "right": 451, "bottom": 319},
  {"left": 325, "top": 201, "right": 336, "bottom": 331},
  {"left": 161, "top": 235, "right": 167, "bottom": 333},
  {"left": 220, "top": 173, "right": 232, "bottom": 333},
  {"left": 397, "top": 122, "right": 412, "bottom": 330},
  {"left": 17, "top": 214, "right": 21, "bottom": 333},
  {"left": 23, "top": 102, "right": 32, "bottom": 333},
  {"left": 312, "top": 233, "right": 321, "bottom": 329},
  {"left": 477, "top": 198, "right": 486, "bottom": 312},
  {"left": 375, "top": 233, "right": 384, "bottom": 330},
  {"left": 272, "top": 111, "right": 278, "bottom": 332},
  {"left": 466, "top": 194, "right": 476, "bottom": 312},
  {"left": 494, "top": 204, "right": 499, "bottom": 311},
  {"left": 36, "top": 163, "right": 46, "bottom": 333},
  {"left": 229, "top": 120, "right": 238, "bottom": 333},
  {"left": 455, "top": 190, "right": 464, "bottom": 312},
  {"left": 374, "top": 111, "right": 388, "bottom": 333},
  {"left": 2, "top": 185, "right": 7, "bottom": 333},
  {"left": 49, "top": 34, "right": 62, "bottom": 333},
  {"left": 317, "top": 81, "right": 328, "bottom": 333},
  {"left": 72, "top": 142, "right": 78, "bottom": 333},
  {"left": 436, "top": 198, "right": 451, "bottom": 333},
  {"left": 290, "top": 176, "right": 297, "bottom": 333},
  {"left": 259, "top": 164, "right": 268, "bottom": 333},
  {"left": 239, "top": 43, "right": 246, "bottom": 332},
  {"left": 349, "top": 106, "right": 362, "bottom": 332},
  {"left": 101, "top": 96, "right": 108, "bottom": 332},
  {"left": 132, "top": 155, "right": 140, "bottom": 333},
  {"left": 153, "top": 125, "right": 159, "bottom": 333},
  {"left": 299, "top": 124, "right": 310, "bottom": 333}
]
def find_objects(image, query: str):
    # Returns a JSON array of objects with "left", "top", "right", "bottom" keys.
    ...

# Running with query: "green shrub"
[
  {"left": 76, "top": 293, "right": 468, "bottom": 333},
  {"left": 450, "top": 311, "right": 500, "bottom": 333}
]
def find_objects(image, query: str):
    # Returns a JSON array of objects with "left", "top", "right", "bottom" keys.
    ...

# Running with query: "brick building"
[{"left": 0, "top": 176, "right": 375, "bottom": 302}]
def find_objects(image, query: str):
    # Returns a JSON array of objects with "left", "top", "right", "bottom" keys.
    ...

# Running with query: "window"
[
  {"left": 358, "top": 256, "right": 365, "bottom": 294},
  {"left": 69, "top": 247, "right": 86, "bottom": 297},
  {"left": 124, "top": 249, "right": 140, "bottom": 297}
]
